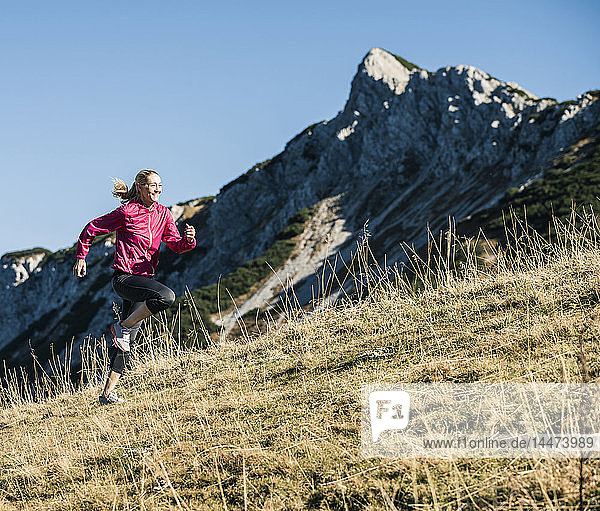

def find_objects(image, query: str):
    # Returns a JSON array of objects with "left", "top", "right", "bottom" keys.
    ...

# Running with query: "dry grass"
[{"left": 1, "top": 210, "right": 600, "bottom": 509}]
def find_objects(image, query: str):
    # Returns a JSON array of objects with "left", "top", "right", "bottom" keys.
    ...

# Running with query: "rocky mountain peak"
[
  {"left": 1, "top": 49, "right": 598, "bottom": 374},
  {"left": 360, "top": 48, "right": 415, "bottom": 95},
  {"left": 346, "top": 48, "right": 424, "bottom": 112}
]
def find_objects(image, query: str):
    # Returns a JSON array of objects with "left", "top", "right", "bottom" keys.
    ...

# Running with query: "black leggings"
[{"left": 108, "top": 272, "right": 176, "bottom": 374}]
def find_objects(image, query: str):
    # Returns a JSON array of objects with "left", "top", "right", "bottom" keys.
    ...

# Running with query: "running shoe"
[
  {"left": 111, "top": 321, "right": 131, "bottom": 352},
  {"left": 98, "top": 391, "right": 126, "bottom": 406}
]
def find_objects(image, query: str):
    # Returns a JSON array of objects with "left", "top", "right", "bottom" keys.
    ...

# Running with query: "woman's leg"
[
  {"left": 102, "top": 298, "right": 143, "bottom": 398},
  {"left": 102, "top": 370, "right": 121, "bottom": 398},
  {"left": 121, "top": 302, "right": 153, "bottom": 328},
  {"left": 101, "top": 275, "right": 175, "bottom": 401},
  {"left": 112, "top": 274, "right": 176, "bottom": 325}
]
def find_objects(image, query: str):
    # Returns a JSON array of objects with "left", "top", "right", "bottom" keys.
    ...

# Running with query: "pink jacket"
[{"left": 76, "top": 202, "right": 196, "bottom": 276}]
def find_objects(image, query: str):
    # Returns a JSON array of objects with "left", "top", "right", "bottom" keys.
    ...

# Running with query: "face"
[{"left": 138, "top": 173, "right": 162, "bottom": 206}]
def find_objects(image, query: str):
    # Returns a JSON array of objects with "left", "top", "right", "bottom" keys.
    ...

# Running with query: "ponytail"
[
  {"left": 111, "top": 169, "right": 159, "bottom": 204},
  {"left": 111, "top": 178, "right": 131, "bottom": 202}
]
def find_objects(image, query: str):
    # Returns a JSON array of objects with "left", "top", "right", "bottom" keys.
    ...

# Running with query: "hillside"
[
  {"left": 457, "top": 123, "right": 600, "bottom": 242},
  {"left": 1, "top": 214, "right": 599, "bottom": 509},
  {"left": 1, "top": 46, "right": 599, "bottom": 386}
]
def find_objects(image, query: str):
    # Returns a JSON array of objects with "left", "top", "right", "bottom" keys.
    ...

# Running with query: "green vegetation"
[
  {"left": 556, "top": 152, "right": 580, "bottom": 169},
  {"left": 40, "top": 233, "right": 115, "bottom": 268},
  {"left": 557, "top": 99, "right": 578, "bottom": 116},
  {"left": 170, "top": 207, "right": 314, "bottom": 339},
  {"left": 286, "top": 121, "right": 323, "bottom": 148},
  {"left": 41, "top": 244, "right": 77, "bottom": 265},
  {"left": 176, "top": 196, "right": 215, "bottom": 207},
  {"left": 390, "top": 52, "right": 421, "bottom": 72},
  {"left": 506, "top": 85, "right": 534, "bottom": 100},
  {"left": 220, "top": 158, "right": 273, "bottom": 194},
  {"left": 275, "top": 207, "right": 312, "bottom": 239},
  {"left": 1, "top": 247, "right": 51, "bottom": 261},
  {"left": 459, "top": 133, "right": 600, "bottom": 242}
]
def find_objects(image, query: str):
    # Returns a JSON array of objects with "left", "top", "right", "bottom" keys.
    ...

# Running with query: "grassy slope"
[
  {"left": 2, "top": 130, "right": 600, "bottom": 509},
  {"left": 1, "top": 222, "right": 600, "bottom": 509}
]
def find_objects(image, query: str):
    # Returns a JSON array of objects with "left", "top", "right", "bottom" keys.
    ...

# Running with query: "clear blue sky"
[{"left": 0, "top": 0, "right": 598, "bottom": 257}]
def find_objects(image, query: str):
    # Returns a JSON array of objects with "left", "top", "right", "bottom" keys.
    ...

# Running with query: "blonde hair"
[{"left": 111, "top": 169, "right": 159, "bottom": 204}]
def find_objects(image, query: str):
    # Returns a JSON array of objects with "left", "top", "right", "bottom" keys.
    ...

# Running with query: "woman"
[{"left": 73, "top": 169, "right": 196, "bottom": 405}]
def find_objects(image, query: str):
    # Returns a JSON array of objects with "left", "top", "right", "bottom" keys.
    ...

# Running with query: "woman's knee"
[
  {"left": 147, "top": 286, "right": 175, "bottom": 313},
  {"left": 164, "top": 287, "right": 176, "bottom": 307},
  {"left": 159, "top": 287, "right": 175, "bottom": 308}
]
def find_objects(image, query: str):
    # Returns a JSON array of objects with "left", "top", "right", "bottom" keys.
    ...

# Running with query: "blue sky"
[{"left": 0, "top": 0, "right": 598, "bottom": 257}]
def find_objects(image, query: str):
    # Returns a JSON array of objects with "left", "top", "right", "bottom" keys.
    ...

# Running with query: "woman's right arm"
[{"left": 73, "top": 206, "right": 126, "bottom": 278}]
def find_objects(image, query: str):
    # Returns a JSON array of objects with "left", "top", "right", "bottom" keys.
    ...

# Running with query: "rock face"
[{"left": 1, "top": 48, "right": 599, "bottom": 366}]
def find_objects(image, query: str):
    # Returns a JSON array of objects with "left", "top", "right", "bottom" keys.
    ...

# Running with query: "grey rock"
[{"left": 1, "top": 47, "right": 598, "bottom": 366}]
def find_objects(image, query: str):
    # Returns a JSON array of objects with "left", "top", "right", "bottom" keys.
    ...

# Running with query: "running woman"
[{"left": 72, "top": 169, "right": 196, "bottom": 405}]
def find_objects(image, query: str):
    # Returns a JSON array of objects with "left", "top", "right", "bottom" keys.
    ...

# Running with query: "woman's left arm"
[{"left": 162, "top": 212, "right": 196, "bottom": 254}]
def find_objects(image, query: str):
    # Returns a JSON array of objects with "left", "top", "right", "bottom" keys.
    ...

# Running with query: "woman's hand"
[
  {"left": 73, "top": 258, "right": 86, "bottom": 278},
  {"left": 184, "top": 223, "right": 196, "bottom": 243}
]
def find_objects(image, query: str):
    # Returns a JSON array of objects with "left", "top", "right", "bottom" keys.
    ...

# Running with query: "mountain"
[
  {"left": 3, "top": 217, "right": 599, "bottom": 508},
  {"left": 1, "top": 47, "right": 598, "bottom": 373}
]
